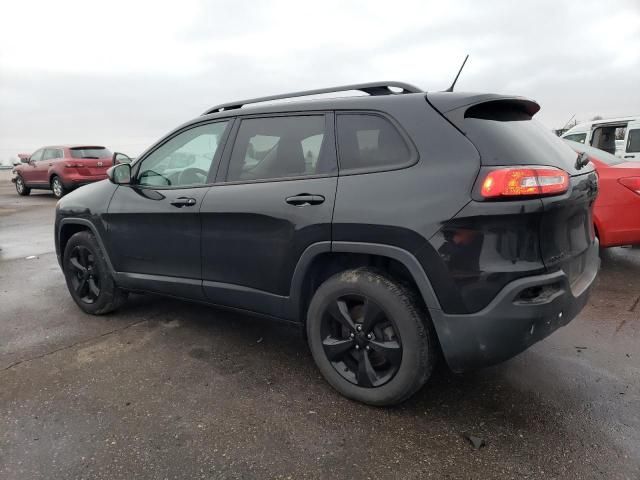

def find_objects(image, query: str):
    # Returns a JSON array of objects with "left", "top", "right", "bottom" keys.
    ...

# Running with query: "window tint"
[
  {"left": 70, "top": 147, "right": 112, "bottom": 159},
  {"left": 628, "top": 129, "right": 640, "bottom": 153},
  {"left": 137, "top": 121, "right": 228, "bottom": 187},
  {"left": 42, "top": 149, "right": 63, "bottom": 160},
  {"left": 30, "top": 149, "right": 44, "bottom": 162},
  {"left": 336, "top": 114, "right": 411, "bottom": 171},
  {"left": 563, "top": 133, "right": 587, "bottom": 144},
  {"left": 227, "top": 115, "right": 331, "bottom": 182}
]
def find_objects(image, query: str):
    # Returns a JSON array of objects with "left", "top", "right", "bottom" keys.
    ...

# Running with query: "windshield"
[
  {"left": 563, "top": 133, "right": 587, "bottom": 144},
  {"left": 70, "top": 147, "right": 112, "bottom": 159},
  {"left": 563, "top": 139, "right": 623, "bottom": 166}
]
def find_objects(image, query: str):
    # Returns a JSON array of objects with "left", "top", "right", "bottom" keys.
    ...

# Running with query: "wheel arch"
[
  {"left": 287, "top": 241, "right": 442, "bottom": 323},
  {"left": 58, "top": 218, "right": 115, "bottom": 274},
  {"left": 49, "top": 170, "right": 64, "bottom": 186},
  {"left": 593, "top": 214, "right": 606, "bottom": 247}
]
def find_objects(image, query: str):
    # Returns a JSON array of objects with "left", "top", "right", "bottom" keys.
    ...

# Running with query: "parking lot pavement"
[{"left": 0, "top": 180, "right": 638, "bottom": 480}]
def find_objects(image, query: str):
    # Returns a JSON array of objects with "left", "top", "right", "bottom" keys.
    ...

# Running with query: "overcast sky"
[{"left": 1, "top": 0, "right": 639, "bottom": 161}]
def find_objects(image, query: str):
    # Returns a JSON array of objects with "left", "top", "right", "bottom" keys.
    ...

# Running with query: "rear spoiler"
[{"left": 426, "top": 92, "right": 540, "bottom": 131}]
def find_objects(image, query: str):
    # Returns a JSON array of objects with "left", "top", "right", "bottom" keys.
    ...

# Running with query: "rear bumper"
[
  {"left": 62, "top": 174, "right": 107, "bottom": 189},
  {"left": 431, "top": 239, "right": 600, "bottom": 372}
]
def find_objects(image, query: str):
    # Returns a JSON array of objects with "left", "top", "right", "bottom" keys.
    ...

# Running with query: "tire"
[
  {"left": 306, "top": 268, "right": 436, "bottom": 406},
  {"left": 51, "top": 176, "right": 67, "bottom": 199},
  {"left": 62, "top": 231, "right": 127, "bottom": 315},
  {"left": 15, "top": 176, "right": 31, "bottom": 196}
]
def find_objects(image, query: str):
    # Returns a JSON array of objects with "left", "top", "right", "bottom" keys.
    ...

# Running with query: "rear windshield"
[
  {"left": 70, "top": 147, "right": 112, "bottom": 159},
  {"left": 462, "top": 101, "right": 585, "bottom": 175},
  {"left": 563, "top": 139, "right": 622, "bottom": 165}
]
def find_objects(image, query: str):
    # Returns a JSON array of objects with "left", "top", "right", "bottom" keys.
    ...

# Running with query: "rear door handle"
[
  {"left": 624, "top": 155, "right": 635, "bottom": 158},
  {"left": 285, "top": 194, "right": 325, "bottom": 206},
  {"left": 170, "top": 197, "right": 197, "bottom": 208}
]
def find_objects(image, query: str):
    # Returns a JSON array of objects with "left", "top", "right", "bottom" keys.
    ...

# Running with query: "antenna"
[
  {"left": 445, "top": 54, "right": 469, "bottom": 92},
  {"left": 561, "top": 114, "right": 576, "bottom": 131}
]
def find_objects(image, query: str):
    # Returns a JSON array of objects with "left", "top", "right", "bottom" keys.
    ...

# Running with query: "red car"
[
  {"left": 566, "top": 140, "right": 640, "bottom": 247},
  {"left": 12, "top": 145, "right": 113, "bottom": 199}
]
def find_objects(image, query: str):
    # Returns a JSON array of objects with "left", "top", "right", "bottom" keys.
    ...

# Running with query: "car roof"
[{"left": 38, "top": 145, "right": 107, "bottom": 150}]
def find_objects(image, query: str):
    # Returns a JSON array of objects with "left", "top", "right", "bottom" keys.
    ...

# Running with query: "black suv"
[{"left": 55, "top": 82, "right": 599, "bottom": 406}]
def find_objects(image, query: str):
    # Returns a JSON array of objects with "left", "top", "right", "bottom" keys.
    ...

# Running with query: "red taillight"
[
  {"left": 480, "top": 166, "right": 569, "bottom": 199},
  {"left": 619, "top": 177, "right": 640, "bottom": 196}
]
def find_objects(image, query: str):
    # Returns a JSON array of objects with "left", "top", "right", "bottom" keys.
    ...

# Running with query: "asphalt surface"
[{"left": 0, "top": 178, "right": 638, "bottom": 479}]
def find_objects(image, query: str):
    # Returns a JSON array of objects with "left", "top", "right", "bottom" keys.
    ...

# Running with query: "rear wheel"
[
  {"left": 62, "top": 231, "right": 127, "bottom": 314},
  {"left": 51, "top": 176, "right": 67, "bottom": 199},
  {"left": 306, "top": 268, "right": 436, "bottom": 406},
  {"left": 15, "top": 176, "right": 30, "bottom": 196}
]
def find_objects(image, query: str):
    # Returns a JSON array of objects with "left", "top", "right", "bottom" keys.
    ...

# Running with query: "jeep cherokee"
[{"left": 54, "top": 82, "right": 599, "bottom": 406}]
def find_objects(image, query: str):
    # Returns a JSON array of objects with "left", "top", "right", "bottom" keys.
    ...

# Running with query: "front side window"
[
  {"left": 30, "top": 149, "right": 44, "bottom": 162},
  {"left": 563, "top": 133, "right": 587, "bottom": 144},
  {"left": 42, "top": 149, "right": 62, "bottom": 161},
  {"left": 627, "top": 129, "right": 640, "bottom": 153},
  {"left": 227, "top": 115, "right": 331, "bottom": 182},
  {"left": 137, "top": 121, "right": 228, "bottom": 188},
  {"left": 336, "top": 114, "right": 412, "bottom": 172}
]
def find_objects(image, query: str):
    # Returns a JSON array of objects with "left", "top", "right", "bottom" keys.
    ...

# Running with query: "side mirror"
[
  {"left": 107, "top": 163, "right": 132, "bottom": 185},
  {"left": 112, "top": 152, "right": 132, "bottom": 165},
  {"left": 20, "top": 157, "right": 30, "bottom": 164}
]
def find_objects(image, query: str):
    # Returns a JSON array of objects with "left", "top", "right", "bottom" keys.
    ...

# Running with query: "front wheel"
[
  {"left": 62, "top": 231, "right": 127, "bottom": 315},
  {"left": 15, "top": 176, "right": 31, "bottom": 196},
  {"left": 51, "top": 176, "right": 67, "bottom": 199},
  {"left": 306, "top": 268, "right": 437, "bottom": 406}
]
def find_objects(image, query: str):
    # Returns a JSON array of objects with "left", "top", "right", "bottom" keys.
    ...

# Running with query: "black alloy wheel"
[
  {"left": 62, "top": 231, "right": 127, "bottom": 315},
  {"left": 321, "top": 294, "right": 402, "bottom": 387},
  {"left": 307, "top": 268, "right": 436, "bottom": 406},
  {"left": 67, "top": 245, "right": 101, "bottom": 304}
]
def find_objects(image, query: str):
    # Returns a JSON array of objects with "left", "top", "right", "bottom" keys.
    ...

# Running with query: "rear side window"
[
  {"left": 227, "top": 115, "right": 333, "bottom": 182},
  {"left": 70, "top": 147, "right": 113, "bottom": 159},
  {"left": 336, "top": 114, "right": 411, "bottom": 172},
  {"left": 628, "top": 129, "right": 640, "bottom": 153}
]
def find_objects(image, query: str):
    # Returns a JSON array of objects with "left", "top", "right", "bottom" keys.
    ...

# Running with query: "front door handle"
[
  {"left": 285, "top": 194, "right": 325, "bottom": 206},
  {"left": 624, "top": 155, "right": 635, "bottom": 158},
  {"left": 170, "top": 197, "right": 197, "bottom": 208}
]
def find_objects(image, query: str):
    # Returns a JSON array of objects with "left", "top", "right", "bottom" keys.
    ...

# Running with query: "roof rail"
[{"left": 202, "top": 81, "right": 423, "bottom": 115}]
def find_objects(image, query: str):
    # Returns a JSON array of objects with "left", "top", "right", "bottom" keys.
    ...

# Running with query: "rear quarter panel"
[{"left": 332, "top": 95, "right": 481, "bottom": 304}]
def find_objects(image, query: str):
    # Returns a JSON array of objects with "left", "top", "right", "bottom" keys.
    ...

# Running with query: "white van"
[
  {"left": 622, "top": 120, "right": 640, "bottom": 161},
  {"left": 561, "top": 116, "right": 638, "bottom": 158}
]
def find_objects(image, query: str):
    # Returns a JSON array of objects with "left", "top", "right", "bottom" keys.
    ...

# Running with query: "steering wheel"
[{"left": 178, "top": 167, "right": 209, "bottom": 185}]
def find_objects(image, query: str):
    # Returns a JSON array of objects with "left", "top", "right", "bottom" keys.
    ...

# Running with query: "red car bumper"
[{"left": 61, "top": 172, "right": 108, "bottom": 189}]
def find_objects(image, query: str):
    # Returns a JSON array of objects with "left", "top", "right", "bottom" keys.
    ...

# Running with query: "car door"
[
  {"left": 623, "top": 125, "right": 640, "bottom": 160},
  {"left": 103, "top": 120, "right": 232, "bottom": 300},
  {"left": 200, "top": 113, "right": 337, "bottom": 318},
  {"left": 40, "top": 148, "right": 63, "bottom": 183},
  {"left": 21, "top": 148, "right": 44, "bottom": 184}
]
